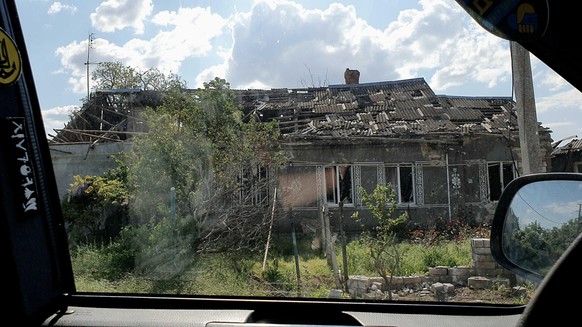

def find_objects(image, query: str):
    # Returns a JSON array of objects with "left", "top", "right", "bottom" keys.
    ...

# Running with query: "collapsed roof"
[
  {"left": 236, "top": 77, "right": 529, "bottom": 140},
  {"left": 552, "top": 138, "right": 582, "bottom": 155},
  {"left": 48, "top": 77, "right": 547, "bottom": 144}
]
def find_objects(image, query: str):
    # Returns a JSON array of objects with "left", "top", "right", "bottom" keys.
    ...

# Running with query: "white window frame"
[
  {"left": 487, "top": 161, "right": 516, "bottom": 201},
  {"left": 324, "top": 165, "right": 353, "bottom": 206},
  {"left": 385, "top": 164, "right": 415, "bottom": 205}
]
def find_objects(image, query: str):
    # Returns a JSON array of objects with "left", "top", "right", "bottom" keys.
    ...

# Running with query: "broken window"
[
  {"left": 325, "top": 165, "right": 352, "bottom": 205},
  {"left": 238, "top": 165, "right": 270, "bottom": 206},
  {"left": 488, "top": 162, "right": 515, "bottom": 201},
  {"left": 385, "top": 164, "right": 415, "bottom": 204}
]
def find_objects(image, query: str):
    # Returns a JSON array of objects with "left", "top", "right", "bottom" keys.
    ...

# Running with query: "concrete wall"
[
  {"left": 277, "top": 134, "right": 521, "bottom": 230},
  {"left": 49, "top": 142, "right": 132, "bottom": 200},
  {"left": 48, "top": 131, "right": 552, "bottom": 230}
]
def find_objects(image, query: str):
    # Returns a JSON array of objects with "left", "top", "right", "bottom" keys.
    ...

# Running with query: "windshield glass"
[{"left": 17, "top": 0, "right": 581, "bottom": 305}]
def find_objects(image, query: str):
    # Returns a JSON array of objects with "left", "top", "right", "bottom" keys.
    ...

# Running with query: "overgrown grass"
[{"left": 72, "top": 235, "right": 475, "bottom": 297}]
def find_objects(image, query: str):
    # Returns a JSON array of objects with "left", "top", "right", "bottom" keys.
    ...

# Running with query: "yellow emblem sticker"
[{"left": 0, "top": 27, "right": 22, "bottom": 86}]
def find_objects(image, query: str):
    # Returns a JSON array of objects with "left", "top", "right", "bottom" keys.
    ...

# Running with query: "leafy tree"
[
  {"left": 91, "top": 61, "right": 185, "bottom": 91},
  {"left": 69, "top": 62, "right": 286, "bottom": 273},
  {"left": 546, "top": 218, "right": 582, "bottom": 258},
  {"left": 507, "top": 216, "right": 581, "bottom": 276},
  {"left": 507, "top": 221, "right": 554, "bottom": 275},
  {"left": 62, "top": 171, "right": 129, "bottom": 245},
  {"left": 124, "top": 76, "right": 285, "bottom": 258},
  {"left": 353, "top": 184, "right": 409, "bottom": 300},
  {"left": 91, "top": 62, "right": 141, "bottom": 91},
  {"left": 84, "top": 61, "right": 186, "bottom": 105},
  {"left": 193, "top": 78, "right": 243, "bottom": 181},
  {"left": 126, "top": 108, "right": 211, "bottom": 224}
]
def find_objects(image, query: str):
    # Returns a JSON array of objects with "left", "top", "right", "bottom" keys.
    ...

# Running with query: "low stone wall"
[
  {"left": 343, "top": 238, "right": 516, "bottom": 298},
  {"left": 471, "top": 238, "right": 514, "bottom": 278}
]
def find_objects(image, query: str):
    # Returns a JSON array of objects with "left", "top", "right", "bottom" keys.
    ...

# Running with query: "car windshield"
[{"left": 16, "top": 0, "right": 581, "bottom": 305}]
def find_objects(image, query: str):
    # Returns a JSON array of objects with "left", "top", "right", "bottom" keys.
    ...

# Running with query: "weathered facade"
[
  {"left": 48, "top": 75, "right": 554, "bottom": 232},
  {"left": 234, "top": 77, "right": 553, "bottom": 232}
]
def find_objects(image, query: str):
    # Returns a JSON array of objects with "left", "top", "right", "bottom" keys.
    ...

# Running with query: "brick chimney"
[{"left": 344, "top": 68, "right": 360, "bottom": 84}]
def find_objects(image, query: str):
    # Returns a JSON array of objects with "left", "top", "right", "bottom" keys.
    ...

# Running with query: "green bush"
[
  {"left": 339, "top": 238, "right": 473, "bottom": 278},
  {"left": 72, "top": 240, "right": 133, "bottom": 281},
  {"left": 342, "top": 240, "right": 375, "bottom": 276},
  {"left": 413, "top": 239, "right": 472, "bottom": 269}
]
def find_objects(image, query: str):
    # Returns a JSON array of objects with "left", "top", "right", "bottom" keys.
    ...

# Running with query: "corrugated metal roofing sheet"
[{"left": 552, "top": 138, "right": 582, "bottom": 154}]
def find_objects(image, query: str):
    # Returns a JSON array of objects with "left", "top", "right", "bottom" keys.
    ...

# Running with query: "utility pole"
[{"left": 510, "top": 41, "right": 544, "bottom": 174}]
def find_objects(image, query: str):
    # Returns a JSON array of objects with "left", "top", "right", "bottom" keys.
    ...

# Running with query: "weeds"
[{"left": 71, "top": 220, "right": 524, "bottom": 303}]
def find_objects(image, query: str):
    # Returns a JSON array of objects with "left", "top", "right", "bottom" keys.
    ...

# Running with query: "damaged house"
[
  {"left": 48, "top": 71, "right": 553, "bottom": 232},
  {"left": 234, "top": 73, "right": 553, "bottom": 232},
  {"left": 551, "top": 138, "right": 582, "bottom": 172}
]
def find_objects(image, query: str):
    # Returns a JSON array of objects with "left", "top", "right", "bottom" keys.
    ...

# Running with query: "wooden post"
[
  {"left": 324, "top": 208, "right": 341, "bottom": 289},
  {"left": 262, "top": 187, "right": 277, "bottom": 273},
  {"left": 339, "top": 201, "right": 349, "bottom": 292},
  {"left": 319, "top": 204, "right": 327, "bottom": 253},
  {"left": 289, "top": 210, "right": 301, "bottom": 295}
]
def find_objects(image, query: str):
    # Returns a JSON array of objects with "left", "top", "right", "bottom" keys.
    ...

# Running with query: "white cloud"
[
  {"left": 403, "top": 1, "right": 511, "bottom": 91},
  {"left": 214, "top": 0, "right": 513, "bottom": 91},
  {"left": 41, "top": 105, "right": 79, "bottom": 136},
  {"left": 546, "top": 201, "right": 582, "bottom": 217},
  {"left": 54, "top": 0, "right": 579, "bottom": 119},
  {"left": 54, "top": 40, "right": 90, "bottom": 94},
  {"left": 536, "top": 88, "right": 582, "bottom": 113},
  {"left": 57, "top": 5, "right": 226, "bottom": 95},
  {"left": 90, "top": 0, "right": 153, "bottom": 34},
  {"left": 536, "top": 88, "right": 582, "bottom": 141},
  {"left": 48, "top": 2, "right": 77, "bottom": 15},
  {"left": 56, "top": 0, "right": 518, "bottom": 94},
  {"left": 143, "top": 7, "right": 226, "bottom": 70},
  {"left": 534, "top": 61, "right": 572, "bottom": 92},
  {"left": 223, "top": 0, "right": 389, "bottom": 88}
]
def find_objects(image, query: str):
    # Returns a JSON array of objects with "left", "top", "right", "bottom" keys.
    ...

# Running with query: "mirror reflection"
[{"left": 502, "top": 180, "right": 582, "bottom": 277}]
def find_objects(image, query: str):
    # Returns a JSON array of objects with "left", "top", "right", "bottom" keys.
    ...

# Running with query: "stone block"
[
  {"left": 428, "top": 266, "right": 449, "bottom": 276},
  {"left": 468, "top": 276, "right": 491, "bottom": 289}
]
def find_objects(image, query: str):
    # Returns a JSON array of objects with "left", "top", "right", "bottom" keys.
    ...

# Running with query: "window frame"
[
  {"left": 385, "top": 164, "right": 415, "bottom": 205},
  {"left": 324, "top": 165, "right": 354, "bottom": 206},
  {"left": 237, "top": 165, "right": 271, "bottom": 206},
  {"left": 487, "top": 161, "right": 516, "bottom": 201}
]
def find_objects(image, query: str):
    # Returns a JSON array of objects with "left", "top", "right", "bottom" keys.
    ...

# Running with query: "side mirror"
[{"left": 490, "top": 173, "right": 582, "bottom": 283}]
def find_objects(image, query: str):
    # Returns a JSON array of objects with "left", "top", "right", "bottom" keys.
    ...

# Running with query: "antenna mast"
[{"left": 85, "top": 33, "right": 94, "bottom": 101}]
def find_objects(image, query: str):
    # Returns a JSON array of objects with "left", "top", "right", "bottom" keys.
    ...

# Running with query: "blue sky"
[
  {"left": 509, "top": 181, "right": 582, "bottom": 229},
  {"left": 15, "top": 0, "right": 582, "bottom": 144}
]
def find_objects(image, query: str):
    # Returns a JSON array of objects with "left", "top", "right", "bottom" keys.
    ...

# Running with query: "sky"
[
  {"left": 511, "top": 180, "right": 582, "bottom": 229},
  {"left": 14, "top": 0, "right": 582, "bottom": 144}
]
